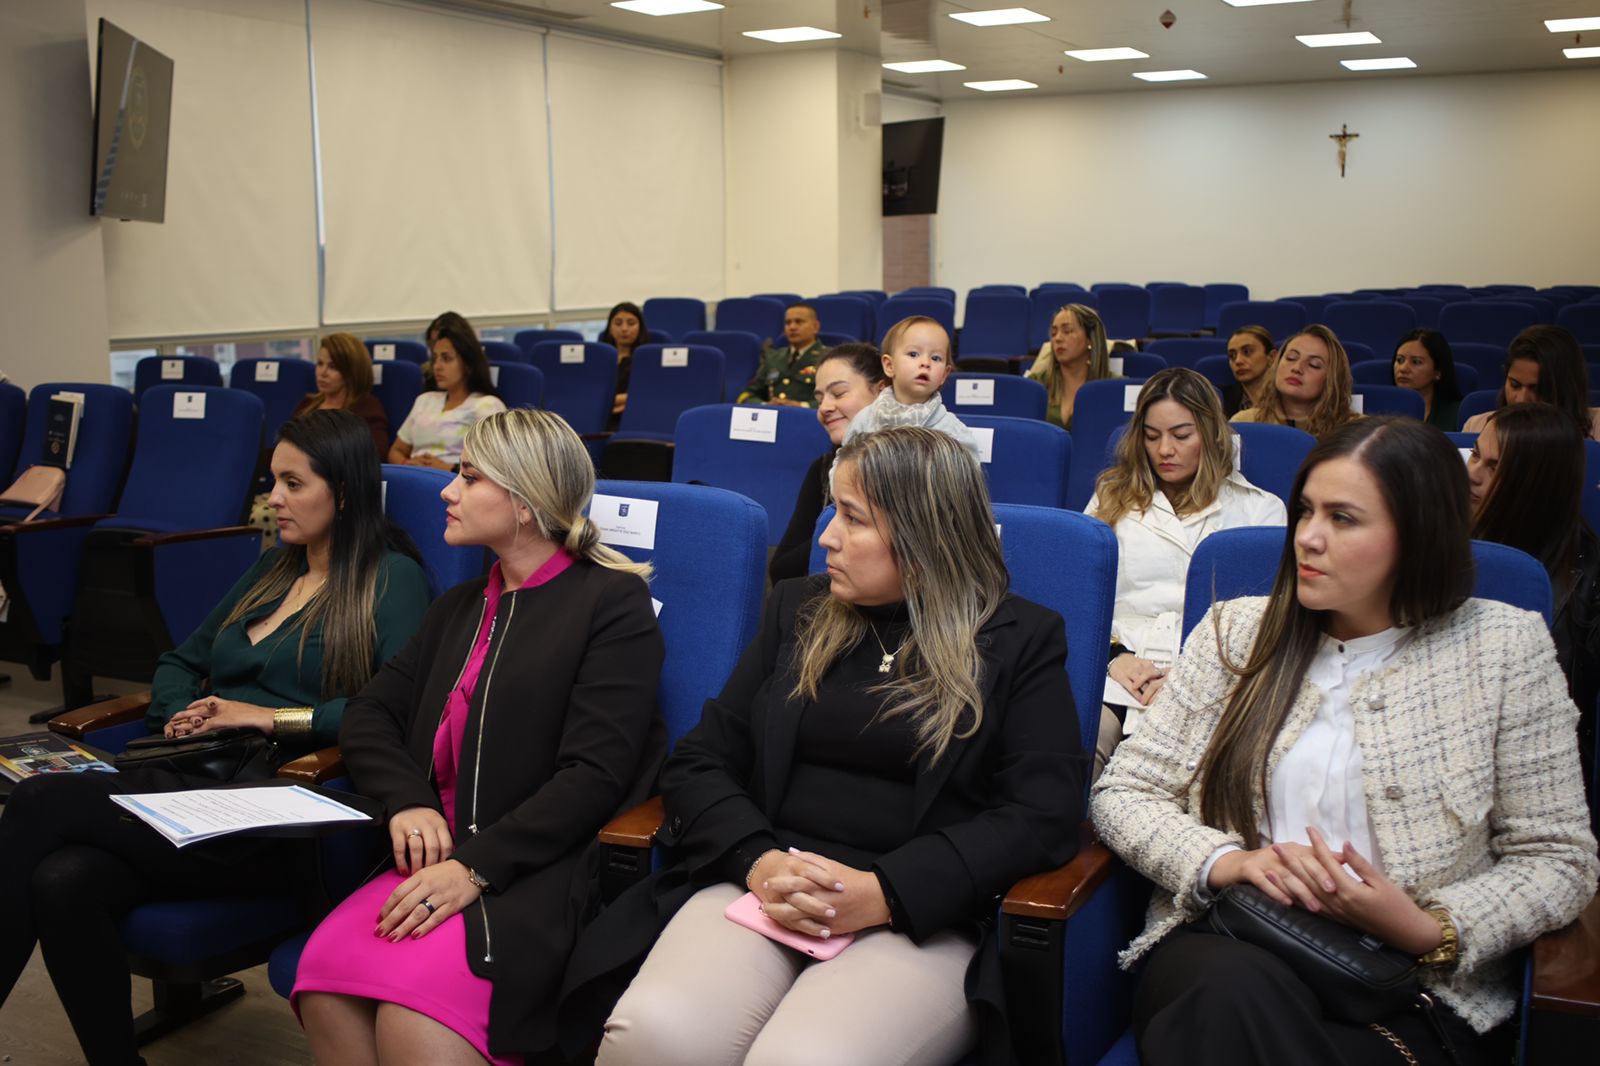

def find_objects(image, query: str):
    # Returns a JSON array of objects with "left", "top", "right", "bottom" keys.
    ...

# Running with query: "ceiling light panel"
[
  {"left": 1065, "top": 47, "right": 1150, "bottom": 62},
  {"left": 949, "top": 9, "right": 1051, "bottom": 27},
  {"left": 882, "top": 59, "right": 967, "bottom": 73},
  {"left": 1565, "top": 46, "right": 1600, "bottom": 58},
  {"left": 963, "top": 78, "right": 1039, "bottom": 91},
  {"left": 1221, "top": 0, "right": 1316, "bottom": 6},
  {"left": 1133, "top": 69, "right": 1207, "bottom": 82},
  {"left": 1296, "top": 32, "right": 1381, "bottom": 47},
  {"left": 1341, "top": 57, "right": 1417, "bottom": 70},
  {"left": 1546, "top": 17, "right": 1600, "bottom": 32},
  {"left": 610, "top": 0, "right": 723, "bottom": 15},
  {"left": 742, "top": 26, "right": 843, "bottom": 43}
]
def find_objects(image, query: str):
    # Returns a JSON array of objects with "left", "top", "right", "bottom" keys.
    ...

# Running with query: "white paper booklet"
[{"left": 111, "top": 784, "right": 370, "bottom": 848}]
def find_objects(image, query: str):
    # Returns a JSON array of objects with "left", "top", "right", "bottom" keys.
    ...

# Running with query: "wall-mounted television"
[
  {"left": 90, "top": 19, "right": 173, "bottom": 224},
  {"left": 883, "top": 117, "right": 943, "bottom": 217}
]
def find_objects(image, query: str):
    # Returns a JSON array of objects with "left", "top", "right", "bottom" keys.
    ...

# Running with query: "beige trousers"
[{"left": 597, "top": 882, "right": 978, "bottom": 1066}]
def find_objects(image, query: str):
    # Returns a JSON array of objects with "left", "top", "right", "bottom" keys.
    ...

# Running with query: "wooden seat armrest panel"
[
  {"left": 0, "top": 513, "right": 111, "bottom": 535},
  {"left": 276, "top": 746, "right": 346, "bottom": 785},
  {"left": 1530, "top": 891, "right": 1600, "bottom": 1018},
  {"left": 132, "top": 525, "right": 260, "bottom": 548},
  {"left": 48, "top": 692, "right": 155, "bottom": 739},
  {"left": 599, "top": 795, "right": 664, "bottom": 848},
  {"left": 1001, "top": 822, "right": 1120, "bottom": 922}
]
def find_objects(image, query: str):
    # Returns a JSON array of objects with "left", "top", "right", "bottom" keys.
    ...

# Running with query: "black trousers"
[
  {"left": 0, "top": 770, "right": 288, "bottom": 1066},
  {"left": 1134, "top": 925, "right": 1510, "bottom": 1066}
]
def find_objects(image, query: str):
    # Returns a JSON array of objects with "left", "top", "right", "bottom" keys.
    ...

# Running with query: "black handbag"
[
  {"left": 114, "top": 727, "right": 279, "bottom": 783},
  {"left": 1205, "top": 882, "right": 1419, "bottom": 1024}
]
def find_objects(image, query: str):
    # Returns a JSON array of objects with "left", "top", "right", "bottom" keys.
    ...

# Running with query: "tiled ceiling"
[{"left": 458, "top": 1, "right": 1600, "bottom": 97}]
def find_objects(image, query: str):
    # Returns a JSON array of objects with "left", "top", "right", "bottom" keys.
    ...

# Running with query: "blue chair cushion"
[{"left": 123, "top": 896, "right": 302, "bottom": 965}]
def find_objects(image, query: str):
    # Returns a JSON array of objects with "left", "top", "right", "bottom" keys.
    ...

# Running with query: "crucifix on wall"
[{"left": 1329, "top": 123, "right": 1360, "bottom": 178}]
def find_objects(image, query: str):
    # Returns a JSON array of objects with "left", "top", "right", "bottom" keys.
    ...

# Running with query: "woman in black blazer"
[
  {"left": 570, "top": 427, "right": 1085, "bottom": 1066},
  {"left": 294, "top": 409, "right": 665, "bottom": 1065}
]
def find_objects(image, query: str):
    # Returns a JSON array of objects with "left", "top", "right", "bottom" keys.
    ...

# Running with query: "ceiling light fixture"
[
  {"left": 1296, "top": 32, "right": 1382, "bottom": 47},
  {"left": 610, "top": 0, "right": 723, "bottom": 15},
  {"left": 949, "top": 9, "right": 1051, "bottom": 27},
  {"left": 1133, "top": 69, "right": 1207, "bottom": 81},
  {"left": 1565, "top": 45, "right": 1600, "bottom": 58},
  {"left": 883, "top": 59, "right": 967, "bottom": 73},
  {"left": 1545, "top": 17, "right": 1600, "bottom": 32},
  {"left": 1341, "top": 56, "right": 1417, "bottom": 70},
  {"left": 963, "top": 78, "right": 1039, "bottom": 91},
  {"left": 1221, "top": 0, "right": 1316, "bottom": 6},
  {"left": 742, "top": 26, "right": 843, "bottom": 43},
  {"left": 1064, "top": 47, "right": 1150, "bottom": 62}
]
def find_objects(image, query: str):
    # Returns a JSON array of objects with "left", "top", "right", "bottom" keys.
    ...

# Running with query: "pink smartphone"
[{"left": 724, "top": 891, "right": 854, "bottom": 960}]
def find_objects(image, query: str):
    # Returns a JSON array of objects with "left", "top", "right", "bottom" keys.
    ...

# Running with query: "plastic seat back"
[
  {"left": 642, "top": 297, "right": 708, "bottom": 338},
  {"left": 133, "top": 355, "right": 223, "bottom": 400},
  {"left": 1324, "top": 300, "right": 1418, "bottom": 355},
  {"left": 115, "top": 387, "right": 263, "bottom": 532},
  {"left": 1451, "top": 342, "right": 1509, "bottom": 385},
  {"left": 961, "top": 414, "right": 1072, "bottom": 508},
  {"left": 229, "top": 358, "right": 318, "bottom": 441},
  {"left": 876, "top": 295, "right": 956, "bottom": 344},
  {"left": 1066, "top": 379, "right": 1150, "bottom": 510},
  {"left": 685, "top": 330, "right": 763, "bottom": 403},
  {"left": 1557, "top": 303, "right": 1600, "bottom": 344},
  {"left": 617, "top": 345, "right": 726, "bottom": 438},
  {"left": 512, "top": 328, "right": 584, "bottom": 359},
  {"left": 1027, "top": 289, "right": 1097, "bottom": 350},
  {"left": 808, "top": 295, "right": 872, "bottom": 343},
  {"left": 482, "top": 340, "right": 525, "bottom": 365},
  {"left": 1203, "top": 283, "right": 1250, "bottom": 329},
  {"left": 528, "top": 341, "right": 619, "bottom": 436},
  {"left": 363, "top": 339, "right": 428, "bottom": 366},
  {"left": 488, "top": 362, "right": 544, "bottom": 410},
  {"left": 1149, "top": 285, "right": 1205, "bottom": 334},
  {"left": 671, "top": 404, "right": 832, "bottom": 545},
  {"left": 713, "top": 297, "right": 785, "bottom": 343},
  {"left": 1216, "top": 301, "right": 1307, "bottom": 344},
  {"left": 1097, "top": 286, "right": 1152, "bottom": 341},
  {"left": 1193, "top": 354, "right": 1234, "bottom": 390},
  {"left": 1145, "top": 338, "right": 1225, "bottom": 369},
  {"left": 1232, "top": 422, "right": 1315, "bottom": 508},
  {"left": 14, "top": 383, "right": 134, "bottom": 517},
  {"left": 1438, "top": 301, "right": 1541, "bottom": 348},
  {"left": 940, "top": 373, "right": 1048, "bottom": 420},
  {"left": 1352, "top": 384, "right": 1425, "bottom": 419},
  {"left": 370, "top": 360, "right": 423, "bottom": 442},
  {"left": 960, "top": 292, "right": 1029, "bottom": 355},
  {"left": 591, "top": 480, "right": 767, "bottom": 747},
  {"left": 381, "top": 465, "right": 485, "bottom": 597},
  {"left": 1108, "top": 351, "right": 1167, "bottom": 378}
]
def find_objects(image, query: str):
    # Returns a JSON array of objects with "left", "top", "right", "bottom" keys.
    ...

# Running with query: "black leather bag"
[
  {"left": 114, "top": 727, "right": 279, "bottom": 783},
  {"left": 1204, "top": 883, "right": 1419, "bottom": 1024}
]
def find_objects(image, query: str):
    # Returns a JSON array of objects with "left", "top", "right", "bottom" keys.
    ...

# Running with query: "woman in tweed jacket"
[{"left": 1092, "top": 417, "right": 1598, "bottom": 1066}]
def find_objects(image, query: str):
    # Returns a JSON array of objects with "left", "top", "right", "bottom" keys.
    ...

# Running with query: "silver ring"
[
  {"left": 407, "top": 829, "right": 422, "bottom": 839},
  {"left": 421, "top": 899, "right": 436, "bottom": 914}
]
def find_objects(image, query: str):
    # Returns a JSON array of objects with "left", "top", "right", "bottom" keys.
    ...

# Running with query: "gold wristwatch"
[
  {"left": 467, "top": 867, "right": 492, "bottom": 892},
  {"left": 1417, "top": 906, "right": 1460, "bottom": 967}
]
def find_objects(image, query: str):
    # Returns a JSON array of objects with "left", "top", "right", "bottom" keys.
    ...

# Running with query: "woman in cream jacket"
[{"left": 1092, "top": 417, "right": 1597, "bottom": 1066}]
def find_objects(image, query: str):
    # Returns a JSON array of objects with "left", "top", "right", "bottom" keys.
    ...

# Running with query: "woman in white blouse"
[
  {"left": 388, "top": 318, "right": 505, "bottom": 470},
  {"left": 1092, "top": 416, "right": 1598, "bottom": 1066},
  {"left": 1087, "top": 369, "right": 1285, "bottom": 769}
]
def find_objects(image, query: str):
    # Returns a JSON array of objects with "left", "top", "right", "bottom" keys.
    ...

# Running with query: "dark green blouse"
[{"left": 147, "top": 548, "right": 431, "bottom": 746}]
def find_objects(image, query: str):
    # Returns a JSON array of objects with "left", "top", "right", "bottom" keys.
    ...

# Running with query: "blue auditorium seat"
[
  {"left": 1438, "top": 300, "right": 1541, "bottom": 348},
  {"left": 362, "top": 338, "right": 428, "bottom": 365},
  {"left": 527, "top": 341, "right": 619, "bottom": 436},
  {"left": 612, "top": 345, "right": 726, "bottom": 440},
  {"left": 1097, "top": 286, "right": 1152, "bottom": 341},
  {"left": 960, "top": 414, "right": 1072, "bottom": 508},
  {"left": 960, "top": 291, "right": 1030, "bottom": 355},
  {"left": 713, "top": 296, "right": 785, "bottom": 342},
  {"left": 488, "top": 361, "right": 544, "bottom": 410},
  {"left": 1193, "top": 354, "right": 1234, "bottom": 391},
  {"left": 1202, "top": 283, "right": 1249, "bottom": 329},
  {"left": 685, "top": 329, "right": 764, "bottom": 403},
  {"left": 1231, "top": 422, "right": 1315, "bottom": 508},
  {"left": 1108, "top": 351, "right": 1167, "bottom": 378},
  {"left": 1144, "top": 338, "right": 1225, "bottom": 369},
  {"left": 808, "top": 295, "right": 873, "bottom": 343},
  {"left": 1557, "top": 303, "right": 1600, "bottom": 344},
  {"left": 643, "top": 297, "right": 709, "bottom": 338},
  {"left": 1450, "top": 342, "right": 1509, "bottom": 385},
  {"left": 512, "top": 328, "right": 584, "bottom": 359},
  {"left": 899, "top": 286, "right": 956, "bottom": 303},
  {"left": 1352, "top": 383, "right": 1425, "bottom": 419},
  {"left": 1215, "top": 300, "right": 1306, "bottom": 344},
  {"left": 1027, "top": 289, "right": 1097, "bottom": 351},
  {"left": 369, "top": 359, "right": 423, "bottom": 444},
  {"left": 1323, "top": 300, "right": 1417, "bottom": 356},
  {"left": 133, "top": 355, "right": 223, "bottom": 399},
  {"left": 229, "top": 357, "right": 318, "bottom": 441},
  {"left": 1280, "top": 294, "right": 1331, "bottom": 321},
  {"left": 1148, "top": 284, "right": 1206, "bottom": 335},
  {"left": 481, "top": 339, "right": 524, "bottom": 365},
  {"left": 381, "top": 465, "right": 485, "bottom": 595},
  {"left": 876, "top": 295, "right": 956, "bottom": 344},
  {"left": 671, "top": 404, "right": 832, "bottom": 546},
  {"left": 1066, "top": 379, "right": 1151, "bottom": 510},
  {"left": 1456, "top": 389, "right": 1500, "bottom": 429},
  {"left": 941, "top": 373, "right": 1048, "bottom": 421}
]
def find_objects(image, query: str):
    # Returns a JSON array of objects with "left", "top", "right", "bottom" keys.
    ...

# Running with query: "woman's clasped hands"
[
  {"left": 1207, "top": 826, "right": 1442, "bottom": 955},
  {"left": 373, "top": 806, "right": 480, "bottom": 943},
  {"left": 748, "top": 847, "right": 892, "bottom": 940},
  {"left": 163, "top": 697, "right": 274, "bottom": 737}
]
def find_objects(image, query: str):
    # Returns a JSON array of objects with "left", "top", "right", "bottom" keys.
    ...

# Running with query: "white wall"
[
  {"left": 935, "top": 69, "right": 1600, "bottom": 299},
  {"left": 834, "top": 50, "right": 883, "bottom": 291},
  {"left": 2, "top": 0, "right": 111, "bottom": 389}
]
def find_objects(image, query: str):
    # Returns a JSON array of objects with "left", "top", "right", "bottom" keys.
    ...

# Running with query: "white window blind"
[
  {"left": 312, "top": 0, "right": 551, "bottom": 326},
  {"left": 546, "top": 34, "right": 723, "bottom": 310},
  {"left": 90, "top": 0, "right": 319, "bottom": 339}
]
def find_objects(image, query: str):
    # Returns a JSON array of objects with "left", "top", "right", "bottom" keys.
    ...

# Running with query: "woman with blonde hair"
[
  {"left": 573, "top": 427, "right": 1085, "bottom": 1066},
  {"left": 1089, "top": 369, "right": 1285, "bottom": 767},
  {"left": 1231, "top": 324, "right": 1360, "bottom": 438},
  {"left": 294, "top": 332, "right": 390, "bottom": 458},
  {"left": 1093, "top": 417, "right": 1597, "bottom": 1066},
  {"left": 1027, "top": 302, "right": 1115, "bottom": 429},
  {"left": 295, "top": 408, "right": 666, "bottom": 1065}
]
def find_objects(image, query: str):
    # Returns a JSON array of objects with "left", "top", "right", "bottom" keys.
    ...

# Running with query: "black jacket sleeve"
[{"left": 768, "top": 451, "right": 832, "bottom": 584}]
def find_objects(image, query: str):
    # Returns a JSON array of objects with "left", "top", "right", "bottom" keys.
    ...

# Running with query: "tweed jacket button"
[{"left": 1385, "top": 785, "right": 1403, "bottom": 800}]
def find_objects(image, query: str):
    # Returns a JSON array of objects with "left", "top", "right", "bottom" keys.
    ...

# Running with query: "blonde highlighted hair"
[
  {"left": 790, "top": 427, "right": 1009, "bottom": 764},
  {"left": 1027, "top": 303, "right": 1113, "bottom": 404},
  {"left": 460, "top": 409, "right": 651, "bottom": 579},
  {"left": 1091, "top": 368, "right": 1236, "bottom": 528},
  {"left": 1251, "top": 324, "right": 1359, "bottom": 438}
]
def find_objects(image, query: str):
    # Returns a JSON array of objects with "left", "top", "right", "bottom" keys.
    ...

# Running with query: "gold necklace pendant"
[
  {"left": 867, "top": 620, "right": 905, "bottom": 675},
  {"left": 878, "top": 650, "right": 895, "bottom": 675}
]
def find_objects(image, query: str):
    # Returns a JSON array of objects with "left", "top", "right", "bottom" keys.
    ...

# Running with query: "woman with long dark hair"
[
  {"left": 1093, "top": 417, "right": 1598, "bottom": 1066},
  {"left": 294, "top": 331, "right": 390, "bottom": 458},
  {"left": 1026, "top": 302, "right": 1115, "bottom": 429},
  {"left": 0, "top": 410, "right": 431, "bottom": 1064},
  {"left": 1469, "top": 402, "right": 1600, "bottom": 804},
  {"left": 1463, "top": 325, "right": 1598, "bottom": 439},
  {"left": 1391, "top": 328, "right": 1464, "bottom": 432},
  {"left": 599, "top": 301, "right": 649, "bottom": 420},
  {"left": 572, "top": 428, "right": 1085, "bottom": 1066},
  {"left": 390, "top": 316, "right": 504, "bottom": 470}
]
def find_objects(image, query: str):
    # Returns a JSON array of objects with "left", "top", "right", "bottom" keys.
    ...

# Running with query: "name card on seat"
[
  {"left": 490, "top": 365, "right": 501, "bottom": 386},
  {"left": 1350, "top": 393, "right": 1365, "bottom": 413},
  {"left": 560, "top": 344, "right": 584, "bottom": 364},
  {"left": 592, "top": 494, "right": 658, "bottom": 550},
  {"left": 1232, "top": 431, "right": 1243, "bottom": 473},
  {"left": 729, "top": 407, "right": 778, "bottom": 444},
  {"left": 373, "top": 344, "right": 395, "bottom": 362},
  {"left": 971, "top": 426, "right": 994, "bottom": 464},
  {"left": 1108, "top": 357, "right": 1124, "bottom": 375},
  {"left": 372, "top": 364, "right": 384, "bottom": 384},
  {"left": 1124, "top": 384, "right": 1142, "bottom": 412},
  {"left": 662, "top": 347, "right": 689, "bottom": 368},
  {"left": 255, "top": 361, "right": 279, "bottom": 382},
  {"left": 173, "top": 392, "right": 207, "bottom": 420},
  {"left": 955, "top": 379, "right": 995, "bottom": 406},
  {"left": 161, "top": 358, "right": 184, "bottom": 380}
]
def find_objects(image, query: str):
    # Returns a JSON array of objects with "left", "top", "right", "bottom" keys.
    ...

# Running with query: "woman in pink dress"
[{"left": 293, "top": 408, "right": 666, "bottom": 1064}]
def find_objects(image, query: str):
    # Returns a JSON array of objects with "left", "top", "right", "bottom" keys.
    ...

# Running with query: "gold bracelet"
[
  {"left": 1417, "top": 906, "right": 1460, "bottom": 967},
  {"left": 272, "top": 706, "right": 315, "bottom": 739}
]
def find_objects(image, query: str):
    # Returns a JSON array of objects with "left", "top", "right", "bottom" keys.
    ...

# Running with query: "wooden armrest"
[
  {"left": 48, "top": 692, "right": 154, "bottom": 739},
  {"left": 1531, "top": 891, "right": 1600, "bottom": 1018},
  {"left": 276, "top": 746, "right": 346, "bottom": 785},
  {"left": 1002, "top": 821, "right": 1119, "bottom": 922},
  {"left": 598, "top": 795, "right": 664, "bottom": 848},
  {"left": 0, "top": 513, "right": 111, "bottom": 535},
  {"left": 132, "top": 525, "right": 260, "bottom": 548}
]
